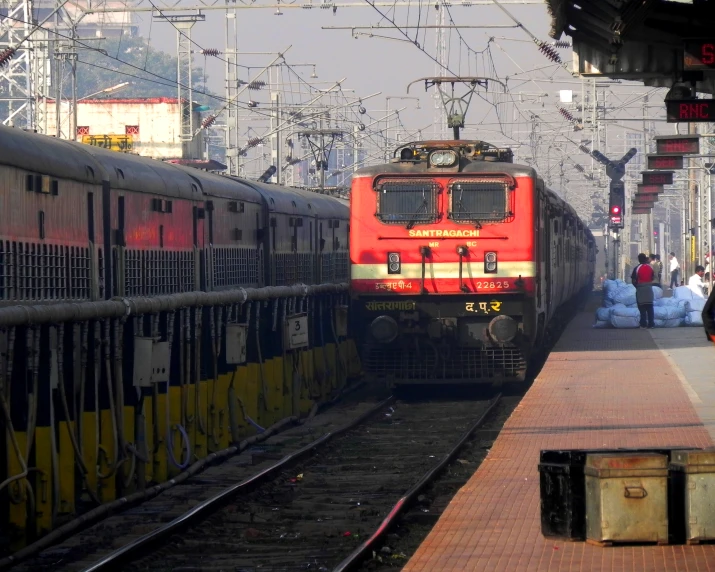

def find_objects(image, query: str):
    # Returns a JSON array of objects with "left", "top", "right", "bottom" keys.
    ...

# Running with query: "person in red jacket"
[{"left": 631, "top": 253, "right": 655, "bottom": 329}]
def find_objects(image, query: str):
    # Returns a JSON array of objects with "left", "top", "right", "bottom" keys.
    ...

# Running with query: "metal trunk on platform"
[
  {"left": 670, "top": 449, "right": 715, "bottom": 544},
  {"left": 585, "top": 452, "right": 669, "bottom": 545}
]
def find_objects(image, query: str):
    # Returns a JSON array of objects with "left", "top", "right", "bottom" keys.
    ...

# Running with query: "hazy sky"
[
  {"left": 132, "top": 1, "right": 665, "bottom": 141},
  {"left": 114, "top": 0, "right": 677, "bottom": 212}
]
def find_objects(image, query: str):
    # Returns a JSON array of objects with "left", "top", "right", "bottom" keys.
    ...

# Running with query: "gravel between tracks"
[
  {"left": 122, "top": 397, "right": 496, "bottom": 572},
  {"left": 354, "top": 396, "right": 522, "bottom": 571},
  {"left": 11, "top": 383, "right": 390, "bottom": 572}
]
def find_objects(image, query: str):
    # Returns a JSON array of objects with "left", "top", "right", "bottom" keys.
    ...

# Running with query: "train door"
[
  {"left": 554, "top": 217, "right": 563, "bottom": 309},
  {"left": 113, "top": 193, "right": 126, "bottom": 298},
  {"left": 257, "top": 211, "right": 267, "bottom": 287},
  {"left": 193, "top": 202, "right": 205, "bottom": 290},
  {"left": 544, "top": 200, "right": 552, "bottom": 316},
  {"left": 319, "top": 222, "right": 325, "bottom": 282},
  {"left": 206, "top": 200, "right": 215, "bottom": 291},
  {"left": 535, "top": 185, "right": 543, "bottom": 310}
]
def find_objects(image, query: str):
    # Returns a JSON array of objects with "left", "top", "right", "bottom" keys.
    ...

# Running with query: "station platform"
[{"left": 403, "top": 302, "right": 715, "bottom": 572}]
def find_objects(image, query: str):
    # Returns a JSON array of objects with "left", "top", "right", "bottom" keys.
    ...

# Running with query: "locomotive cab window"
[
  {"left": 448, "top": 179, "right": 510, "bottom": 223},
  {"left": 375, "top": 179, "right": 439, "bottom": 226}
]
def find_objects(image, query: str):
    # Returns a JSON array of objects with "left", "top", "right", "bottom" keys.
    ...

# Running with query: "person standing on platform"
[
  {"left": 632, "top": 253, "right": 655, "bottom": 329},
  {"left": 649, "top": 254, "right": 660, "bottom": 288},
  {"left": 668, "top": 252, "right": 680, "bottom": 290},
  {"left": 688, "top": 265, "right": 707, "bottom": 298},
  {"left": 655, "top": 254, "right": 663, "bottom": 288}
]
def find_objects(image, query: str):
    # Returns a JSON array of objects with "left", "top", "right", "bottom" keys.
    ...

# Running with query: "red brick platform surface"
[{"left": 403, "top": 311, "right": 715, "bottom": 572}]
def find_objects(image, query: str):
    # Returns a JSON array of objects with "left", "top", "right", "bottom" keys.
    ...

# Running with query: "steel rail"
[
  {"left": 0, "top": 282, "right": 347, "bottom": 327},
  {"left": 332, "top": 393, "right": 503, "bottom": 572},
  {"left": 78, "top": 395, "right": 397, "bottom": 572},
  {"left": 0, "top": 380, "right": 368, "bottom": 571}
]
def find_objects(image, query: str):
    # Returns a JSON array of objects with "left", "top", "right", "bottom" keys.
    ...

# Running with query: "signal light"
[
  {"left": 387, "top": 252, "right": 401, "bottom": 274},
  {"left": 484, "top": 251, "right": 498, "bottom": 274},
  {"left": 611, "top": 205, "right": 621, "bottom": 215}
]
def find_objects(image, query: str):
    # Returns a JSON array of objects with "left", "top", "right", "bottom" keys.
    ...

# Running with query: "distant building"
[
  {"left": 35, "top": 0, "right": 140, "bottom": 37},
  {"left": 44, "top": 97, "right": 204, "bottom": 160}
]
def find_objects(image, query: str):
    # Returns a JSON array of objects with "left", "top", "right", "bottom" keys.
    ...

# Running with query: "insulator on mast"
[
  {"left": 558, "top": 107, "right": 575, "bottom": 122},
  {"left": 201, "top": 115, "right": 218, "bottom": 129},
  {"left": 536, "top": 41, "right": 563, "bottom": 64},
  {"left": 201, "top": 49, "right": 220, "bottom": 57},
  {"left": 247, "top": 80, "right": 266, "bottom": 90},
  {"left": 551, "top": 41, "right": 571, "bottom": 49},
  {"left": 247, "top": 137, "right": 263, "bottom": 148},
  {"left": 0, "top": 47, "right": 16, "bottom": 67}
]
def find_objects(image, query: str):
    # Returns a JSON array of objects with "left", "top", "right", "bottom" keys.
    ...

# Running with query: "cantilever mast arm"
[{"left": 406, "top": 76, "right": 506, "bottom": 94}]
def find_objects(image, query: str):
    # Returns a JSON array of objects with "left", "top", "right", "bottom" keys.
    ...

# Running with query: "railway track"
[{"left": 68, "top": 394, "right": 501, "bottom": 572}]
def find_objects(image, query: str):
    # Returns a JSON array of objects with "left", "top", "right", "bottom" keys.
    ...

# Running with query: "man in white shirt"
[
  {"left": 688, "top": 265, "right": 706, "bottom": 298},
  {"left": 669, "top": 252, "right": 680, "bottom": 289}
]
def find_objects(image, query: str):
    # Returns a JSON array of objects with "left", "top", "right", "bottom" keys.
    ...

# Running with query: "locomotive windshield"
[
  {"left": 375, "top": 179, "right": 439, "bottom": 227},
  {"left": 448, "top": 180, "right": 509, "bottom": 223}
]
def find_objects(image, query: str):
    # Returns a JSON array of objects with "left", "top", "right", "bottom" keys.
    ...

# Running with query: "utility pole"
[
  {"left": 296, "top": 126, "right": 343, "bottom": 191},
  {"left": 434, "top": 2, "right": 447, "bottom": 139},
  {"left": 54, "top": 3, "right": 61, "bottom": 138},
  {"left": 0, "top": 0, "right": 35, "bottom": 129},
  {"left": 270, "top": 89, "right": 282, "bottom": 184},
  {"left": 224, "top": 4, "right": 239, "bottom": 175},
  {"left": 688, "top": 122, "right": 698, "bottom": 279}
]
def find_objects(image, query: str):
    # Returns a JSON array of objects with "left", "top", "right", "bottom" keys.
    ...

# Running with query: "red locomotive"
[{"left": 350, "top": 140, "right": 595, "bottom": 385}]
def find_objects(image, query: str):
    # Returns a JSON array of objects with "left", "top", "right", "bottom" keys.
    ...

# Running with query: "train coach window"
[
  {"left": 375, "top": 179, "right": 439, "bottom": 226},
  {"left": 448, "top": 180, "right": 510, "bottom": 223}
]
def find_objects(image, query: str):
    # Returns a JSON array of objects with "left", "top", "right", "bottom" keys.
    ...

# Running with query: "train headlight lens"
[
  {"left": 429, "top": 150, "right": 457, "bottom": 167},
  {"left": 488, "top": 315, "right": 518, "bottom": 343},
  {"left": 387, "top": 252, "right": 401, "bottom": 274},
  {"left": 370, "top": 315, "right": 399, "bottom": 344},
  {"left": 484, "top": 251, "right": 497, "bottom": 273}
]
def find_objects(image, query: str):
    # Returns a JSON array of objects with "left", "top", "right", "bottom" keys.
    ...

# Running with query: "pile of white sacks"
[{"left": 595, "top": 279, "right": 706, "bottom": 329}]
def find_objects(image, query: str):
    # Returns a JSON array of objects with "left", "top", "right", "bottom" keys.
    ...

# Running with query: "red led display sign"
[
  {"left": 636, "top": 184, "right": 664, "bottom": 195},
  {"left": 647, "top": 155, "right": 684, "bottom": 170},
  {"left": 684, "top": 40, "right": 715, "bottom": 71},
  {"left": 641, "top": 171, "right": 673, "bottom": 186},
  {"left": 666, "top": 100, "right": 715, "bottom": 123},
  {"left": 654, "top": 137, "right": 699, "bottom": 155}
]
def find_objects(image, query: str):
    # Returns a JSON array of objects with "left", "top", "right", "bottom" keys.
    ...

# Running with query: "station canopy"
[{"left": 546, "top": 0, "right": 715, "bottom": 94}]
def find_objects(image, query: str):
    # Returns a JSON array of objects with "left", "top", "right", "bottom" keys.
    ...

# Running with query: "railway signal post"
[{"left": 589, "top": 147, "right": 638, "bottom": 279}]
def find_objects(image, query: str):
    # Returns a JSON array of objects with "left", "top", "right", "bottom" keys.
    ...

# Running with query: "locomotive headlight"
[
  {"left": 488, "top": 315, "right": 518, "bottom": 344},
  {"left": 387, "top": 252, "right": 401, "bottom": 274},
  {"left": 370, "top": 315, "right": 399, "bottom": 344},
  {"left": 484, "top": 251, "right": 498, "bottom": 273},
  {"left": 429, "top": 150, "right": 457, "bottom": 167}
]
